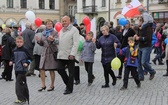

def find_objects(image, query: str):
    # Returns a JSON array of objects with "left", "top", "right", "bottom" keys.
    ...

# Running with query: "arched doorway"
[
  {"left": 5, "top": 18, "right": 17, "bottom": 27},
  {"left": 97, "top": 17, "right": 105, "bottom": 32}
]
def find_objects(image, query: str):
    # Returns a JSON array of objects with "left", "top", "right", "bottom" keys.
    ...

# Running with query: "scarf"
[{"left": 42, "top": 28, "right": 53, "bottom": 37}]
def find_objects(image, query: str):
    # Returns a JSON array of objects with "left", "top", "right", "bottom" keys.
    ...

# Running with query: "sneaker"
[
  {"left": 137, "top": 83, "right": 141, "bottom": 88},
  {"left": 149, "top": 72, "right": 156, "bottom": 80},
  {"left": 14, "top": 100, "right": 26, "bottom": 104},
  {"left": 120, "top": 86, "right": 127, "bottom": 90}
]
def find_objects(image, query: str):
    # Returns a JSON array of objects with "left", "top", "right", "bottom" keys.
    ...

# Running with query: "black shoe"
[
  {"left": 163, "top": 73, "right": 168, "bottom": 76},
  {"left": 144, "top": 72, "right": 148, "bottom": 75},
  {"left": 30, "top": 73, "right": 36, "bottom": 76},
  {"left": 47, "top": 86, "right": 54, "bottom": 91},
  {"left": 74, "top": 80, "right": 80, "bottom": 85},
  {"left": 101, "top": 84, "right": 109, "bottom": 88},
  {"left": 139, "top": 78, "right": 144, "bottom": 81},
  {"left": 152, "top": 59, "right": 156, "bottom": 65},
  {"left": 137, "top": 83, "right": 141, "bottom": 88},
  {"left": 116, "top": 75, "right": 122, "bottom": 79},
  {"left": 112, "top": 79, "right": 116, "bottom": 86},
  {"left": 63, "top": 90, "right": 72, "bottom": 95},
  {"left": 120, "top": 86, "right": 127, "bottom": 90},
  {"left": 6, "top": 79, "right": 14, "bottom": 81},
  {"left": 26, "top": 73, "right": 31, "bottom": 76},
  {"left": 149, "top": 72, "right": 156, "bottom": 80},
  {"left": 38, "top": 86, "right": 46, "bottom": 91},
  {"left": 159, "top": 62, "right": 164, "bottom": 65}
]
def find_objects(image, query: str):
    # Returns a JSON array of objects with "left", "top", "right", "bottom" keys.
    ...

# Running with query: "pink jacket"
[{"left": 154, "top": 32, "right": 162, "bottom": 47}]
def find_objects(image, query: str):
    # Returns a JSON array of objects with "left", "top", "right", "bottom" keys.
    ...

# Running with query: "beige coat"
[
  {"left": 38, "top": 30, "right": 58, "bottom": 70},
  {"left": 57, "top": 24, "right": 79, "bottom": 60}
]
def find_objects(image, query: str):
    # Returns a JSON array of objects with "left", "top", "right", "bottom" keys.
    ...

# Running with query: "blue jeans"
[
  {"left": 144, "top": 46, "right": 153, "bottom": 73},
  {"left": 138, "top": 47, "right": 156, "bottom": 79}
]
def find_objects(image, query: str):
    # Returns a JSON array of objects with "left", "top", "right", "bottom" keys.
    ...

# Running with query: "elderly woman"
[
  {"left": 36, "top": 19, "right": 58, "bottom": 91},
  {"left": 96, "top": 25, "right": 120, "bottom": 88}
]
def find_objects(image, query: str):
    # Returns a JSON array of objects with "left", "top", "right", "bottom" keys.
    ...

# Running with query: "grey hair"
[
  {"left": 138, "top": 6, "right": 144, "bottom": 13},
  {"left": 25, "top": 21, "right": 32, "bottom": 28}
]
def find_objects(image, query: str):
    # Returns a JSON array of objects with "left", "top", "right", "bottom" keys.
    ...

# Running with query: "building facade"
[
  {"left": 0, "top": 0, "right": 60, "bottom": 27},
  {"left": 76, "top": 0, "right": 168, "bottom": 29}
]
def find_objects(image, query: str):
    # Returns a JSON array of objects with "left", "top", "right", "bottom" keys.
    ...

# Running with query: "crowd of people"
[{"left": 0, "top": 7, "right": 168, "bottom": 104}]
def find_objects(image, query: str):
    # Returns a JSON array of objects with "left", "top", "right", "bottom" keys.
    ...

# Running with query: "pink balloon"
[
  {"left": 82, "top": 16, "right": 90, "bottom": 26},
  {"left": 34, "top": 18, "right": 42, "bottom": 27},
  {"left": 54, "top": 22, "right": 62, "bottom": 32}
]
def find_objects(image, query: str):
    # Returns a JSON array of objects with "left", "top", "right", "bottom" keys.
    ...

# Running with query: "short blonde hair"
[
  {"left": 44, "top": 19, "right": 53, "bottom": 25},
  {"left": 16, "top": 36, "right": 24, "bottom": 41},
  {"left": 128, "top": 37, "right": 135, "bottom": 42},
  {"left": 5, "top": 28, "right": 11, "bottom": 34},
  {"left": 101, "top": 25, "right": 109, "bottom": 32}
]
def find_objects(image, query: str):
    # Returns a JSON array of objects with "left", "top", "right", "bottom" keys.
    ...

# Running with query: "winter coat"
[
  {"left": 22, "top": 28, "right": 35, "bottom": 56},
  {"left": 11, "top": 46, "right": 32, "bottom": 72},
  {"left": 81, "top": 40, "right": 96, "bottom": 63},
  {"left": 38, "top": 30, "right": 58, "bottom": 70},
  {"left": 154, "top": 32, "right": 162, "bottom": 47},
  {"left": 121, "top": 28, "right": 135, "bottom": 48},
  {"left": 57, "top": 24, "right": 79, "bottom": 60},
  {"left": 96, "top": 34, "right": 121, "bottom": 64},
  {"left": 32, "top": 33, "right": 43, "bottom": 55},
  {"left": 2, "top": 34, "right": 16, "bottom": 60},
  {"left": 117, "top": 46, "right": 138, "bottom": 67}
]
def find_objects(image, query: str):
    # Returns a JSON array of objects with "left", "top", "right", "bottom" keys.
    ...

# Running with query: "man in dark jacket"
[{"left": 22, "top": 22, "right": 35, "bottom": 76}]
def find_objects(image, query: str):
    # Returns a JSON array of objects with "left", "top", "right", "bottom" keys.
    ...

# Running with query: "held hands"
[
  {"left": 23, "top": 63, "right": 28, "bottom": 67},
  {"left": 48, "top": 35, "right": 55, "bottom": 41},
  {"left": 92, "top": 38, "right": 96, "bottom": 43},
  {"left": 68, "top": 55, "right": 75, "bottom": 60},
  {"left": 114, "top": 43, "right": 117, "bottom": 49},
  {"left": 9, "top": 61, "right": 13, "bottom": 66},
  {"left": 134, "top": 34, "right": 139, "bottom": 41}
]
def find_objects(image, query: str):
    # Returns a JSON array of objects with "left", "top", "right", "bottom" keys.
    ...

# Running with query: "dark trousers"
[
  {"left": 118, "top": 55, "right": 124, "bottom": 76},
  {"left": 123, "top": 66, "right": 140, "bottom": 88},
  {"left": 57, "top": 59, "right": 75, "bottom": 92},
  {"left": 2, "top": 60, "right": 13, "bottom": 80},
  {"left": 84, "top": 62, "right": 94, "bottom": 83},
  {"left": 102, "top": 62, "right": 116, "bottom": 85},
  {"left": 15, "top": 73, "right": 29, "bottom": 103},
  {"left": 74, "top": 66, "right": 80, "bottom": 81}
]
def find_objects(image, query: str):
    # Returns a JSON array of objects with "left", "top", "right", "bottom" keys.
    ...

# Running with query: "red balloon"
[
  {"left": 85, "top": 23, "right": 91, "bottom": 38},
  {"left": 54, "top": 22, "right": 62, "bottom": 32},
  {"left": 82, "top": 16, "right": 90, "bottom": 26},
  {"left": 34, "top": 18, "right": 42, "bottom": 27}
]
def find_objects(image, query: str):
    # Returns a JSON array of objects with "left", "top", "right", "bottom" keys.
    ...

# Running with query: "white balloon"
[{"left": 25, "top": 11, "right": 36, "bottom": 23}]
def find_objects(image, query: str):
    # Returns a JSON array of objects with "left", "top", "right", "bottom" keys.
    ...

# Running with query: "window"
[
  {"left": 126, "top": 0, "right": 131, "bottom": 2},
  {"left": 21, "top": 0, "right": 27, "bottom": 8},
  {"left": 83, "top": 0, "right": 86, "bottom": 7},
  {"left": 74, "top": 6, "right": 77, "bottom": 14},
  {"left": 102, "top": 0, "right": 106, "bottom": 7},
  {"left": 7, "top": 0, "right": 13, "bottom": 8},
  {"left": 39, "top": 0, "right": 45, "bottom": 9},
  {"left": 69, "top": 6, "right": 73, "bottom": 16},
  {"left": 117, "top": 0, "right": 121, "bottom": 3},
  {"left": 49, "top": 0, "right": 55, "bottom": 9}
]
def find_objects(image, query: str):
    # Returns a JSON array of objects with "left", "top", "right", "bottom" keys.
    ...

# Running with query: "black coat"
[
  {"left": 121, "top": 28, "right": 135, "bottom": 48},
  {"left": 2, "top": 34, "right": 16, "bottom": 60}
]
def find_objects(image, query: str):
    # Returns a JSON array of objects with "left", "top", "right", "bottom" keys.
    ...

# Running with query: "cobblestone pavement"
[{"left": 0, "top": 49, "right": 168, "bottom": 105}]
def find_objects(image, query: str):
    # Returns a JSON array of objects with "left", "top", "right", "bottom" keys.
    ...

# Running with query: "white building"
[
  {"left": 0, "top": 0, "right": 60, "bottom": 27},
  {"left": 76, "top": 0, "right": 168, "bottom": 30}
]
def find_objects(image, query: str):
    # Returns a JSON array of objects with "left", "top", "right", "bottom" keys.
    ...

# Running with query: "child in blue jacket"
[
  {"left": 81, "top": 31, "right": 96, "bottom": 86},
  {"left": 117, "top": 37, "right": 141, "bottom": 90},
  {"left": 9, "top": 36, "right": 32, "bottom": 104}
]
